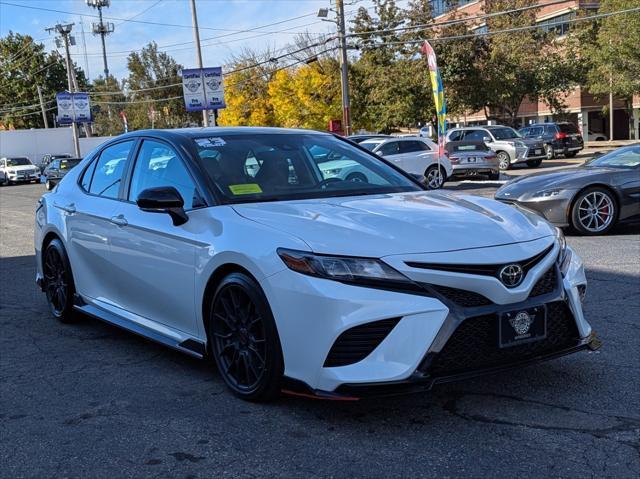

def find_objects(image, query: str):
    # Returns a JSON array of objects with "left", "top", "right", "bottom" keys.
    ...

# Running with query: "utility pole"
[
  {"left": 37, "top": 85, "right": 49, "bottom": 129},
  {"left": 609, "top": 72, "right": 614, "bottom": 142},
  {"left": 86, "top": 0, "right": 114, "bottom": 79},
  {"left": 189, "top": 0, "right": 210, "bottom": 127},
  {"left": 336, "top": 0, "right": 351, "bottom": 136},
  {"left": 46, "top": 23, "right": 81, "bottom": 157}
]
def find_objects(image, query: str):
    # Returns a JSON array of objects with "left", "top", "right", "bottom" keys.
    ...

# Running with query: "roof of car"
[{"left": 120, "top": 126, "right": 333, "bottom": 140}]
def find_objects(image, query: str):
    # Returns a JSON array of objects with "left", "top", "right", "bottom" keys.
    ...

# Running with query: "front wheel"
[
  {"left": 424, "top": 165, "right": 445, "bottom": 190},
  {"left": 43, "top": 239, "right": 78, "bottom": 322},
  {"left": 208, "top": 272, "right": 283, "bottom": 402},
  {"left": 496, "top": 151, "right": 511, "bottom": 170},
  {"left": 526, "top": 159, "right": 543, "bottom": 168},
  {"left": 571, "top": 187, "right": 617, "bottom": 235},
  {"left": 345, "top": 172, "right": 368, "bottom": 183},
  {"left": 45, "top": 180, "right": 53, "bottom": 190},
  {"left": 545, "top": 144, "right": 555, "bottom": 160}
]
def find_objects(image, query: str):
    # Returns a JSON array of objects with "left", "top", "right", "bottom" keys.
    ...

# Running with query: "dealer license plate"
[
  {"left": 535, "top": 149, "right": 542, "bottom": 155},
  {"left": 499, "top": 305, "right": 546, "bottom": 348}
]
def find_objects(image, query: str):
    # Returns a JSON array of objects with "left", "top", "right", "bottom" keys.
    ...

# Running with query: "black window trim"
[
  {"left": 123, "top": 136, "right": 208, "bottom": 212},
  {"left": 77, "top": 137, "right": 138, "bottom": 202}
]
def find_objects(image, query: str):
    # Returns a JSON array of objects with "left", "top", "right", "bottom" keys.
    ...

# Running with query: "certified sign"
[
  {"left": 56, "top": 92, "right": 92, "bottom": 124},
  {"left": 182, "top": 67, "right": 226, "bottom": 112}
]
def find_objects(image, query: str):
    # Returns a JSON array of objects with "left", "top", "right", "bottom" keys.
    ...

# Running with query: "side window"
[
  {"left": 87, "top": 141, "right": 134, "bottom": 199},
  {"left": 377, "top": 141, "right": 400, "bottom": 156},
  {"left": 448, "top": 130, "right": 462, "bottom": 142},
  {"left": 519, "top": 128, "right": 530, "bottom": 137},
  {"left": 463, "top": 130, "right": 486, "bottom": 141},
  {"left": 399, "top": 141, "right": 430, "bottom": 153},
  {"left": 0, "top": 160, "right": 5, "bottom": 168},
  {"left": 529, "top": 127, "right": 543, "bottom": 137},
  {"left": 52, "top": 160, "right": 60, "bottom": 169},
  {"left": 129, "top": 140, "right": 203, "bottom": 210}
]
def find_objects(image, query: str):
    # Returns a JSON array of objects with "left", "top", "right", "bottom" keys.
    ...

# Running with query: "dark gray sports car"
[{"left": 495, "top": 144, "right": 640, "bottom": 235}]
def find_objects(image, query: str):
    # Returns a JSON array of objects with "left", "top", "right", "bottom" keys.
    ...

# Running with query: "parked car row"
[{"left": 0, "top": 154, "right": 81, "bottom": 188}]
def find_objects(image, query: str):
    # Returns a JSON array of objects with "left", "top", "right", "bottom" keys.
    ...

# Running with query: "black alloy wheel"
[
  {"left": 209, "top": 273, "right": 283, "bottom": 401},
  {"left": 43, "top": 239, "right": 77, "bottom": 322}
]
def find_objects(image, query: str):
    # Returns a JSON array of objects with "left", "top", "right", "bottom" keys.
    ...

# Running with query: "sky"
[{"left": 0, "top": 0, "right": 374, "bottom": 81}]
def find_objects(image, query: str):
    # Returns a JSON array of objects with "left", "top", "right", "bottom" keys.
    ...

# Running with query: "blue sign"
[
  {"left": 56, "top": 92, "right": 92, "bottom": 124},
  {"left": 182, "top": 67, "right": 225, "bottom": 112}
]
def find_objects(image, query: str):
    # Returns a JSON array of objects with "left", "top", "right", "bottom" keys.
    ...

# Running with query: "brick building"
[{"left": 431, "top": 0, "right": 640, "bottom": 140}]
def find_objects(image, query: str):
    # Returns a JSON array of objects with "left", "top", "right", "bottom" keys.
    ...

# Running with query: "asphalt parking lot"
[{"left": 1, "top": 169, "right": 639, "bottom": 477}]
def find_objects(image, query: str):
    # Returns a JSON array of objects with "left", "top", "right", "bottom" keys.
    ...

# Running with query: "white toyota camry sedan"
[{"left": 35, "top": 127, "right": 600, "bottom": 401}]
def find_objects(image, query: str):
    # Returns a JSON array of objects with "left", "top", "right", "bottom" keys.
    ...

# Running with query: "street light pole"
[
  {"left": 336, "top": 0, "right": 352, "bottom": 136},
  {"left": 189, "top": 0, "right": 210, "bottom": 127}
]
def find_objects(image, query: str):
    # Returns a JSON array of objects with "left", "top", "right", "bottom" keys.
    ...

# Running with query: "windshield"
[
  {"left": 60, "top": 159, "right": 81, "bottom": 169},
  {"left": 489, "top": 127, "right": 521, "bottom": 140},
  {"left": 6, "top": 158, "right": 32, "bottom": 166},
  {"left": 586, "top": 145, "right": 640, "bottom": 168},
  {"left": 192, "top": 133, "right": 421, "bottom": 203}
]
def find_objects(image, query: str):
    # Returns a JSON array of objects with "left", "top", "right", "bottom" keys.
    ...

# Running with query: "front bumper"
[
  {"left": 267, "top": 244, "right": 592, "bottom": 396},
  {"left": 7, "top": 173, "right": 39, "bottom": 182},
  {"left": 495, "top": 193, "right": 574, "bottom": 227}
]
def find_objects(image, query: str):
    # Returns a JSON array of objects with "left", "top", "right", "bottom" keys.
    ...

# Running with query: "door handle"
[
  {"left": 56, "top": 202, "right": 76, "bottom": 214},
  {"left": 110, "top": 215, "right": 128, "bottom": 227}
]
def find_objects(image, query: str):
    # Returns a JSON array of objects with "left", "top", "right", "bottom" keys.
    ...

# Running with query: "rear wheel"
[
  {"left": 544, "top": 144, "right": 555, "bottom": 160},
  {"left": 208, "top": 272, "right": 283, "bottom": 401},
  {"left": 345, "top": 172, "right": 368, "bottom": 183},
  {"left": 45, "top": 179, "right": 53, "bottom": 190},
  {"left": 526, "top": 159, "right": 543, "bottom": 168},
  {"left": 43, "top": 239, "right": 77, "bottom": 323},
  {"left": 424, "top": 165, "right": 445, "bottom": 189},
  {"left": 497, "top": 151, "right": 511, "bottom": 170},
  {"left": 571, "top": 187, "right": 617, "bottom": 235}
]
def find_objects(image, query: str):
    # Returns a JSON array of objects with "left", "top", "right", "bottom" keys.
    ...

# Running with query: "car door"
[
  {"left": 47, "top": 160, "right": 60, "bottom": 180},
  {"left": 65, "top": 140, "right": 135, "bottom": 304},
  {"left": 397, "top": 140, "right": 436, "bottom": 175},
  {"left": 375, "top": 141, "right": 402, "bottom": 167},
  {"left": 107, "top": 138, "right": 205, "bottom": 336}
]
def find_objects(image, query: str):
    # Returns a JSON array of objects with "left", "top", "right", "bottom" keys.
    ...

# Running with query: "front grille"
[
  {"left": 529, "top": 267, "right": 557, "bottom": 297},
  {"left": 431, "top": 284, "right": 492, "bottom": 307},
  {"left": 426, "top": 302, "right": 579, "bottom": 377},
  {"left": 324, "top": 318, "right": 400, "bottom": 367},
  {"left": 406, "top": 245, "right": 553, "bottom": 278}
]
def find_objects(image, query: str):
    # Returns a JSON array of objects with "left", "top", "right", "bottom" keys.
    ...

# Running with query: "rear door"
[
  {"left": 65, "top": 140, "right": 135, "bottom": 303},
  {"left": 397, "top": 140, "right": 436, "bottom": 175}
]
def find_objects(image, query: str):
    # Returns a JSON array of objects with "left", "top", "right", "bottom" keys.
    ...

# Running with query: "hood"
[
  {"left": 232, "top": 191, "right": 555, "bottom": 257},
  {"left": 496, "top": 165, "right": 616, "bottom": 197}
]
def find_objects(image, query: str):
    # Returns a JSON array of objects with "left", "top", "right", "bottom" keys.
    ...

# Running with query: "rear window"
[
  {"left": 446, "top": 142, "right": 490, "bottom": 153},
  {"left": 559, "top": 123, "right": 579, "bottom": 133}
]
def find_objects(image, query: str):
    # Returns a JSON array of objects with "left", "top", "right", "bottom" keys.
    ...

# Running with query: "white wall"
[{"left": 0, "top": 128, "right": 113, "bottom": 162}]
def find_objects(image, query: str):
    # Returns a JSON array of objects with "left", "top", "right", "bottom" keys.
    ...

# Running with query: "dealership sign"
[
  {"left": 181, "top": 67, "right": 226, "bottom": 112},
  {"left": 56, "top": 92, "right": 92, "bottom": 125}
]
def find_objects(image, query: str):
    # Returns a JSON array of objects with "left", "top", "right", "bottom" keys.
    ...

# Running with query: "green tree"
[
  {"left": 583, "top": 0, "right": 640, "bottom": 107},
  {"left": 90, "top": 76, "right": 127, "bottom": 136},
  {"left": 0, "top": 32, "right": 87, "bottom": 129}
]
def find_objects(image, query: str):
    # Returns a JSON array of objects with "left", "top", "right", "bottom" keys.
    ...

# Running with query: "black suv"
[{"left": 518, "top": 122, "right": 584, "bottom": 159}]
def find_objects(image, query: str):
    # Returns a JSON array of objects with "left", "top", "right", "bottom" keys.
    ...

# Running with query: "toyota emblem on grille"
[{"left": 499, "top": 263, "right": 524, "bottom": 287}]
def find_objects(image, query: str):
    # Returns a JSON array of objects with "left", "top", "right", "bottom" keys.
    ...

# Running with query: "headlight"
[
  {"left": 533, "top": 189, "right": 561, "bottom": 198},
  {"left": 556, "top": 227, "right": 572, "bottom": 275},
  {"left": 277, "top": 248, "right": 417, "bottom": 289},
  {"left": 324, "top": 168, "right": 342, "bottom": 176},
  {"left": 515, "top": 141, "right": 526, "bottom": 148}
]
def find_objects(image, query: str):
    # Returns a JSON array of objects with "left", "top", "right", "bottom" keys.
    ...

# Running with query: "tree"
[
  {"left": 90, "top": 76, "right": 127, "bottom": 136},
  {"left": 125, "top": 42, "right": 197, "bottom": 130},
  {"left": 0, "top": 32, "right": 87, "bottom": 129},
  {"left": 583, "top": 0, "right": 640, "bottom": 105}
]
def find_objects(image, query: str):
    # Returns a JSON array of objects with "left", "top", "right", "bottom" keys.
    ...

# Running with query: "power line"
[{"left": 114, "top": 0, "right": 165, "bottom": 26}]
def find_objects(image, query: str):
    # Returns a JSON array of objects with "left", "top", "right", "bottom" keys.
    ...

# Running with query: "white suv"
[
  {"left": 0, "top": 157, "right": 40, "bottom": 185},
  {"left": 359, "top": 137, "right": 452, "bottom": 189}
]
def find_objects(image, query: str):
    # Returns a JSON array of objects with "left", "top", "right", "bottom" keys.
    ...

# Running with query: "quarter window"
[
  {"left": 86, "top": 140, "right": 134, "bottom": 199},
  {"left": 448, "top": 130, "right": 463, "bottom": 142},
  {"left": 463, "top": 130, "right": 487, "bottom": 142},
  {"left": 400, "top": 141, "right": 430, "bottom": 153},
  {"left": 128, "top": 140, "right": 204, "bottom": 210},
  {"left": 377, "top": 141, "right": 400, "bottom": 156}
]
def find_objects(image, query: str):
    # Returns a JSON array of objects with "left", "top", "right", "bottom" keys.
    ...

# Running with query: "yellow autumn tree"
[
  {"left": 218, "top": 69, "right": 275, "bottom": 126},
  {"left": 269, "top": 60, "right": 342, "bottom": 130}
]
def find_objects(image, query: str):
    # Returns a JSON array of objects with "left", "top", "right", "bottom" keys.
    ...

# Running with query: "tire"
[
  {"left": 42, "top": 239, "right": 78, "bottom": 323},
  {"left": 345, "top": 172, "right": 368, "bottom": 183},
  {"left": 488, "top": 171, "right": 500, "bottom": 181},
  {"left": 424, "top": 165, "right": 446, "bottom": 190},
  {"left": 570, "top": 187, "right": 617, "bottom": 236},
  {"left": 565, "top": 151, "right": 578, "bottom": 158},
  {"left": 1, "top": 176, "right": 8, "bottom": 186},
  {"left": 208, "top": 272, "right": 283, "bottom": 402},
  {"left": 544, "top": 144, "right": 555, "bottom": 160},
  {"left": 526, "top": 159, "right": 543, "bottom": 168},
  {"left": 45, "top": 180, "right": 53, "bottom": 191},
  {"left": 496, "top": 151, "right": 511, "bottom": 170}
]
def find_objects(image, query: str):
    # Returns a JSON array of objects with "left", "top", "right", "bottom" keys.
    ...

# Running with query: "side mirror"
[{"left": 136, "top": 186, "right": 188, "bottom": 226}]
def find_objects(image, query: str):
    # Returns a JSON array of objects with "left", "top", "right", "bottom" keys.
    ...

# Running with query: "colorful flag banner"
[{"left": 421, "top": 41, "right": 447, "bottom": 158}]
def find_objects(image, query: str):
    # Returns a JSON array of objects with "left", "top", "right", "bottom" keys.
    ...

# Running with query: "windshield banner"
[{"left": 421, "top": 41, "right": 447, "bottom": 158}]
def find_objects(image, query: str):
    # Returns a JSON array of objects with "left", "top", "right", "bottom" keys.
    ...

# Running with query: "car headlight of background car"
[
  {"left": 323, "top": 168, "right": 342, "bottom": 177},
  {"left": 532, "top": 189, "right": 561, "bottom": 198},
  {"left": 277, "top": 248, "right": 418, "bottom": 290}
]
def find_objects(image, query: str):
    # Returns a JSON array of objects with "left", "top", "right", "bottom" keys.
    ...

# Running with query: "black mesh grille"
[
  {"left": 324, "top": 318, "right": 400, "bottom": 367},
  {"left": 529, "top": 267, "right": 557, "bottom": 297},
  {"left": 426, "top": 302, "right": 579, "bottom": 377},
  {"left": 431, "top": 284, "right": 493, "bottom": 307}
]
